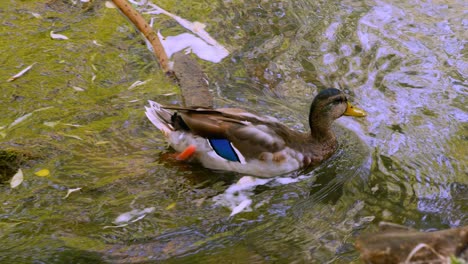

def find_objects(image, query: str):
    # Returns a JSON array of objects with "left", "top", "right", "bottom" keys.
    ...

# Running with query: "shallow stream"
[{"left": 0, "top": 0, "right": 466, "bottom": 263}]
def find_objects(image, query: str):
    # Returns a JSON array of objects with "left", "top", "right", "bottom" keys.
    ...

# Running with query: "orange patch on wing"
[
  {"left": 176, "top": 145, "right": 197, "bottom": 160},
  {"left": 272, "top": 152, "right": 286, "bottom": 162},
  {"left": 258, "top": 152, "right": 272, "bottom": 161}
]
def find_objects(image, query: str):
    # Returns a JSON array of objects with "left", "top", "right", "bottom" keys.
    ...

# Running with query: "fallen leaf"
[
  {"left": 7, "top": 63, "right": 36, "bottom": 82},
  {"left": 230, "top": 199, "right": 252, "bottom": 216},
  {"left": 30, "top": 12, "right": 42, "bottom": 19},
  {"left": 103, "top": 224, "right": 129, "bottom": 229},
  {"left": 10, "top": 169, "right": 24, "bottom": 188},
  {"left": 193, "top": 197, "right": 206, "bottom": 207},
  {"left": 8, "top": 113, "right": 33, "bottom": 129},
  {"left": 63, "top": 123, "right": 82, "bottom": 127},
  {"left": 8, "top": 107, "right": 55, "bottom": 130},
  {"left": 166, "top": 202, "right": 176, "bottom": 210},
  {"left": 95, "top": 141, "right": 110, "bottom": 145},
  {"left": 128, "top": 79, "right": 151, "bottom": 90},
  {"left": 92, "top": 40, "right": 103, "bottom": 46},
  {"left": 63, "top": 134, "right": 83, "bottom": 140},
  {"left": 72, "top": 86, "right": 85, "bottom": 92},
  {"left": 64, "top": 187, "right": 82, "bottom": 199},
  {"left": 44, "top": 121, "right": 60, "bottom": 127},
  {"left": 33, "top": 106, "right": 54, "bottom": 113},
  {"left": 114, "top": 207, "right": 155, "bottom": 224},
  {"left": 50, "top": 31, "right": 69, "bottom": 40},
  {"left": 34, "top": 169, "right": 50, "bottom": 177},
  {"left": 105, "top": 1, "right": 116, "bottom": 8}
]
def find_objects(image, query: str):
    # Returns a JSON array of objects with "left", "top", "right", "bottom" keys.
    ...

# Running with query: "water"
[{"left": 0, "top": 0, "right": 466, "bottom": 263}]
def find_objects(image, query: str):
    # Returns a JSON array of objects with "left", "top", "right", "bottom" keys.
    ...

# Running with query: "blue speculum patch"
[{"left": 208, "top": 138, "right": 240, "bottom": 162}]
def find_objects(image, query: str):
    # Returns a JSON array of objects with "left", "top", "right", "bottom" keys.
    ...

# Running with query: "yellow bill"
[{"left": 344, "top": 102, "right": 367, "bottom": 117}]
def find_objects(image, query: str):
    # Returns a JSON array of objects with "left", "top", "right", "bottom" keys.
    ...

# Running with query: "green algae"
[{"left": 0, "top": 0, "right": 466, "bottom": 263}]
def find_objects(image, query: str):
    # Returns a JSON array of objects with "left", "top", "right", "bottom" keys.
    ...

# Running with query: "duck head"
[{"left": 309, "top": 88, "right": 366, "bottom": 137}]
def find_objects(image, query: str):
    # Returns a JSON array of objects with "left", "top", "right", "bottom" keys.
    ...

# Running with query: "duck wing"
[{"left": 165, "top": 106, "right": 288, "bottom": 159}]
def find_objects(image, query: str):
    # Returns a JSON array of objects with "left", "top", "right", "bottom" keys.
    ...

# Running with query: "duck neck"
[{"left": 308, "top": 114, "right": 336, "bottom": 143}]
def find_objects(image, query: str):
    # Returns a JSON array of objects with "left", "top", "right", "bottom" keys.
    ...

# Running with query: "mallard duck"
[{"left": 145, "top": 88, "right": 366, "bottom": 177}]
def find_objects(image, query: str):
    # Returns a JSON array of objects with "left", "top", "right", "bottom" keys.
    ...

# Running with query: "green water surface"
[{"left": 0, "top": 0, "right": 466, "bottom": 263}]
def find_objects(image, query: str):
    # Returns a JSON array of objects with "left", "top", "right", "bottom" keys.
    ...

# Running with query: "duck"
[{"left": 145, "top": 88, "right": 366, "bottom": 177}]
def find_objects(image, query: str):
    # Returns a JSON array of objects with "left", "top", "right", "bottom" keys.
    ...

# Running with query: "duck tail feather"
[{"left": 145, "top": 100, "right": 174, "bottom": 136}]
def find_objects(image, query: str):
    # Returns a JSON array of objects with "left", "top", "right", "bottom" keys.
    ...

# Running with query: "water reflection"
[{"left": 207, "top": 0, "right": 467, "bottom": 261}]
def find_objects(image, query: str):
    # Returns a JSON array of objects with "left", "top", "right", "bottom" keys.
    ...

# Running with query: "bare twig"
[{"left": 111, "top": 0, "right": 170, "bottom": 73}]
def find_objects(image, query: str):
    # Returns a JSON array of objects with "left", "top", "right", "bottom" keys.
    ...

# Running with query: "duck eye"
[{"left": 332, "top": 98, "right": 344, "bottom": 105}]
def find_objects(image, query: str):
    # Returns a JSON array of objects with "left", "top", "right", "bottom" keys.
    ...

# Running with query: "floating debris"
[
  {"left": 130, "top": 1, "right": 229, "bottom": 63},
  {"left": 62, "top": 123, "right": 82, "bottom": 127},
  {"left": 7, "top": 62, "right": 36, "bottom": 82},
  {"left": 50, "top": 31, "right": 69, "bottom": 40},
  {"left": 64, "top": 188, "right": 82, "bottom": 199},
  {"left": 30, "top": 12, "right": 42, "bottom": 19},
  {"left": 6, "top": 106, "right": 54, "bottom": 132},
  {"left": 8, "top": 113, "right": 33, "bottom": 129},
  {"left": 165, "top": 202, "right": 176, "bottom": 210},
  {"left": 63, "top": 134, "right": 83, "bottom": 140},
  {"left": 72, "top": 86, "right": 86, "bottom": 92},
  {"left": 10, "top": 169, "right": 24, "bottom": 188},
  {"left": 95, "top": 141, "right": 111, "bottom": 145},
  {"left": 213, "top": 174, "right": 313, "bottom": 216},
  {"left": 230, "top": 199, "right": 252, "bottom": 216},
  {"left": 34, "top": 169, "right": 50, "bottom": 177},
  {"left": 34, "top": 106, "right": 54, "bottom": 112},
  {"left": 92, "top": 40, "right": 103, "bottom": 46},
  {"left": 405, "top": 243, "right": 445, "bottom": 263},
  {"left": 113, "top": 207, "right": 156, "bottom": 224},
  {"left": 128, "top": 79, "right": 151, "bottom": 90},
  {"left": 103, "top": 224, "right": 129, "bottom": 229},
  {"left": 105, "top": 1, "right": 116, "bottom": 8},
  {"left": 213, "top": 176, "right": 271, "bottom": 216},
  {"left": 157, "top": 32, "right": 229, "bottom": 63},
  {"left": 43, "top": 121, "right": 60, "bottom": 127}
]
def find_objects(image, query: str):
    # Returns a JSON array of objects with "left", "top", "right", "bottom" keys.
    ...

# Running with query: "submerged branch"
[
  {"left": 110, "top": 0, "right": 214, "bottom": 107},
  {"left": 111, "top": 0, "right": 170, "bottom": 73},
  {"left": 356, "top": 222, "right": 468, "bottom": 264}
]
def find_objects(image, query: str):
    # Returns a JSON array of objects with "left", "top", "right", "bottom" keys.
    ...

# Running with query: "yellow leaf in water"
[
  {"left": 95, "top": 141, "right": 110, "bottom": 145},
  {"left": 166, "top": 202, "right": 177, "bottom": 210},
  {"left": 34, "top": 169, "right": 50, "bottom": 177},
  {"left": 10, "top": 169, "right": 24, "bottom": 188}
]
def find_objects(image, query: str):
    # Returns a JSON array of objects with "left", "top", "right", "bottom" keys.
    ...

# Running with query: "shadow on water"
[{"left": 0, "top": 0, "right": 466, "bottom": 263}]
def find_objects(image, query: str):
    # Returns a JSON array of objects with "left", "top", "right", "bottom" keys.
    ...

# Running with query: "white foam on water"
[
  {"left": 129, "top": 0, "right": 229, "bottom": 63},
  {"left": 213, "top": 175, "right": 313, "bottom": 216}
]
